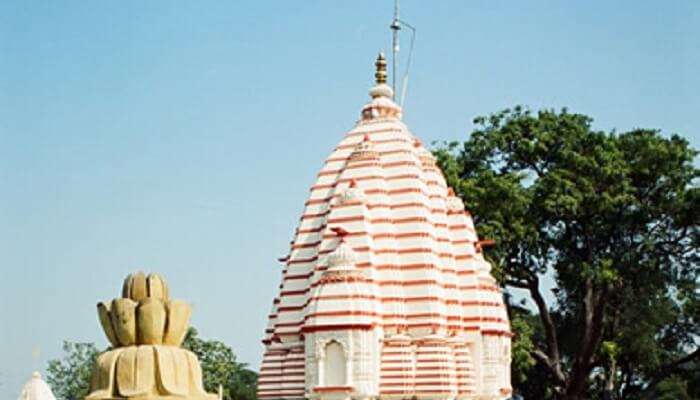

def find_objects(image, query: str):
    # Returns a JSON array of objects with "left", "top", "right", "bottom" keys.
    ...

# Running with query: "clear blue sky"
[{"left": 1, "top": 1, "right": 698, "bottom": 397}]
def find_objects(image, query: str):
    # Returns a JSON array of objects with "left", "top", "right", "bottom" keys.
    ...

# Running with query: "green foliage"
[
  {"left": 434, "top": 107, "right": 699, "bottom": 399},
  {"left": 46, "top": 342, "right": 99, "bottom": 400},
  {"left": 183, "top": 327, "right": 257, "bottom": 400},
  {"left": 510, "top": 311, "right": 537, "bottom": 385},
  {"left": 651, "top": 375, "right": 692, "bottom": 400}
]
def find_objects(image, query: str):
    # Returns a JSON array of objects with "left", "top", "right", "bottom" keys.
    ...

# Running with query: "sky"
[{"left": 0, "top": 0, "right": 698, "bottom": 397}]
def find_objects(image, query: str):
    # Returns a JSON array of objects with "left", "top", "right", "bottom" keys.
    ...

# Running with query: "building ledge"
[{"left": 313, "top": 386, "right": 354, "bottom": 393}]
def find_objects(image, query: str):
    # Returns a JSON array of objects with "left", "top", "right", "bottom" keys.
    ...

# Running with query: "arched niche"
[{"left": 323, "top": 340, "right": 347, "bottom": 386}]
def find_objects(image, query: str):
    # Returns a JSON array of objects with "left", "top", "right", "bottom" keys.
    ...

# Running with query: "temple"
[
  {"left": 258, "top": 54, "right": 512, "bottom": 400},
  {"left": 17, "top": 372, "right": 56, "bottom": 400}
]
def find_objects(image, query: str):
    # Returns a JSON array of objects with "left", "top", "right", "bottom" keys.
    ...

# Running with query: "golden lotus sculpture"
[{"left": 86, "top": 272, "right": 217, "bottom": 400}]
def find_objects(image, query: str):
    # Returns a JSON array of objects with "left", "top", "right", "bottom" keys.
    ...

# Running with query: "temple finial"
[
  {"left": 368, "top": 52, "right": 393, "bottom": 100},
  {"left": 375, "top": 52, "right": 387, "bottom": 85}
]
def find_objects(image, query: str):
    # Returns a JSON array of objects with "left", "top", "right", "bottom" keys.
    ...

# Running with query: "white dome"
[{"left": 18, "top": 372, "right": 56, "bottom": 400}]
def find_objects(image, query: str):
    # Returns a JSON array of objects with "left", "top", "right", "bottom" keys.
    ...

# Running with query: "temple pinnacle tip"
[{"left": 375, "top": 52, "right": 387, "bottom": 85}]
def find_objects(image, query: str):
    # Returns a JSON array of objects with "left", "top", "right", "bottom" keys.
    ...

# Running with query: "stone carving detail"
[
  {"left": 337, "top": 180, "right": 365, "bottom": 205},
  {"left": 349, "top": 134, "right": 380, "bottom": 161},
  {"left": 86, "top": 272, "right": 218, "bottom": 400},
  {"left": 316, "top": 336, "right": 351, "bottom": 360}
]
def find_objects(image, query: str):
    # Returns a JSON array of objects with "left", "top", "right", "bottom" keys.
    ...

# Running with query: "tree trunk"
[
  {"left": 564, "top": 281, "right": 608, "bottom": 400},
  {"left": 602, "top": 358, "right": 616, "bottom": 400},
  {"left": 564, "top": 383, "right": 588, "bottom": 400}
]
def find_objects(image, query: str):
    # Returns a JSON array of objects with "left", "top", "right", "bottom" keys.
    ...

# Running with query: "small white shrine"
[{"left": 17, "top": 372, "right": 57, "bottom": 400}]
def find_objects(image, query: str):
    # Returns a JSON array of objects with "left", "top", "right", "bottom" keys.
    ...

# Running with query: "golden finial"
[{"left": 374, "top": 52, "right": 387, "bottom": 85}]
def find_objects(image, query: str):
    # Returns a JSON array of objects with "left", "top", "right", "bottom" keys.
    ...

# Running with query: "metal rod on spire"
[
  {"left": 390, "top": 0, "right": 400, "bottom": 100},
  {"left": 399, "top": 19, "right": 416, "bottom": 108}
]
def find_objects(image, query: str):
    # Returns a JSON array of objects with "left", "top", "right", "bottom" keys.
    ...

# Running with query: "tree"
[
  {"left": 434, "top": 107, "right": 699, "bottom": 399},
  {"left": 183, "top": 327, "right": 257, "bottom": 400},
  {"left": 46, "top": 329, "right": 257, "bottom": 400},
  {"left": 649, "top": 375, "right": 693, "bottom": 400},
  {"left": 46, "top": 342, "right": 99, "bottom": 400}
]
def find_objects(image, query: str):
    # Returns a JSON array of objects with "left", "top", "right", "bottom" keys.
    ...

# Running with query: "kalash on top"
[{"left": 257, "top": 53, "right": 513, "bottom": 400}]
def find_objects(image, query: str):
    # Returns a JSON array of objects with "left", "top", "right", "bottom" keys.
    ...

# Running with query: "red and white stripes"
[
  {"left": 258, "top": 79, "right": 511, "bottom": 400},
  {"left": 379, "top": 334, "right": 414, "bottom": 397},
  {"left": 450, "top": 337, "right": 477, "bottom": 398},
  {"left": 414, "top": 334, "right": 457, "bottom": 399}
]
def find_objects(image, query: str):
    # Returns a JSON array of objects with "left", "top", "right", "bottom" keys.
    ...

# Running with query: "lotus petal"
[
  {"left": 116, "top": 346, "right": 154, "bottom": 397},
  {"left": 97, "top": 302, "right": 119, "bottom": 347},
  {"left": 121, "top": 274, "right": 132, "bottom": 299},
  {"left": 86, "top": 348, "right": 122, "bottom": 400},
  {"left": 111, "top": 298, "right": 137, "bottom": 346},
  {"left": 147, "top": 273, "right": 168, "bottom": 300},
  {"left": 163, "top": 278, "right": 170, "bottom": 300},
  {"left": 137, "top": 298, "right": 166, "bottom": 344},
  {"left": 155, "top": 346, "right": 189, "bottom": 396},
  {"left": 186, "top": 350, "right": 208, "bottom": 394},
  {"left": 129, "top": 272, "right": 148, "bottom": 301},
  {"left": 164, "top": 300, "right": 191, "bottom": 345}
]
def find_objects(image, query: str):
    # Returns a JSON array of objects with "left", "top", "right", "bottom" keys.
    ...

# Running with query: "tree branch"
[
  {"left": 567, "top": 280, "right": 608, "bottom": 396},
  {"left": 527, "top": 276, "right": 567, "bottom": 385},
  {"left": 531, "top": 348, "right": 552, "bottom": 366}
]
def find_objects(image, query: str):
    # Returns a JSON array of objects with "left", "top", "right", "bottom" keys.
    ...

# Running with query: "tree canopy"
[
  {"left": 434, "top": 107, "right": 699, "bottom": 400},
  {"left": 183, "top": 327, "right": 257, "bottom": 400},
  {"left": 46, "top": 342, "right": 99, "bottom": 400}
]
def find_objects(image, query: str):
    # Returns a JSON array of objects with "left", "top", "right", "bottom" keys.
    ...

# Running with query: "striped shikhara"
[{"left": 258, "top": 89, "right": 511, "bottom": 400}]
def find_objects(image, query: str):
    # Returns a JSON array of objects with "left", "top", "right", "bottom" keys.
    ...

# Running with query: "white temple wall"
[
  {"left": 463, "top": 332, "right": 483, "bottom": 399},
  {"left": 461, "top": 334, "right": 509, "bottom": 400}
]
